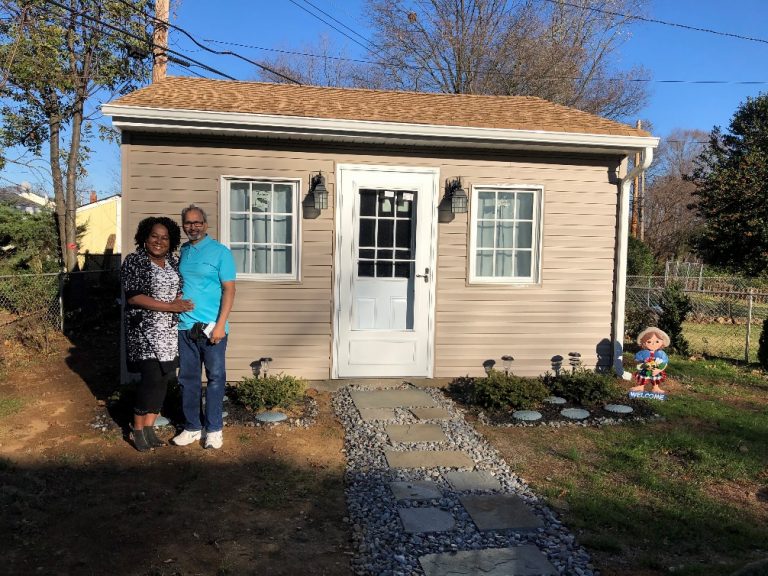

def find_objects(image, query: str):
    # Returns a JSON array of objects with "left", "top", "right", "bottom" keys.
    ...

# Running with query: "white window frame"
[
  {"left": 468, "top": 184, "right": 543, "bottom": 285},
  {"left": 220, "top": 176, "right": 302, "bottom": 281}
]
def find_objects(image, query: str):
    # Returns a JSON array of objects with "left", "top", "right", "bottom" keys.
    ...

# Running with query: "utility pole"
[
  {"left": 630, "top": 119, "right": 642, "bottom": 238},
  {"left": 152, "top": 0, "right": 169, "bottom": 83}
]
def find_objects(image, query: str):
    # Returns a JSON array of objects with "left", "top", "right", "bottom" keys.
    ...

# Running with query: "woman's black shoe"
[
  {"left": 143, "top": 426, "right": 166, "bottom": 448},
  {"left": 132, "top": 428, "right": 152, "bottom": 452}
]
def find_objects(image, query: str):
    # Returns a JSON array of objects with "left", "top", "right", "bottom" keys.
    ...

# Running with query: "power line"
[
  {"left": 541, "top": 0, "right": 768, "bottom": 45},
  {"left": 285, "top": 0, "right": 376, "bottom": 54},
  {"left": 204, "top": 38, "right": 768, "bottom": 86},
  {"left": 38, "top": 0, "right": 236, "bottom": 80},
  {"left": 110, "top": 0, "right": 302, "bottom": 84},
  {"left": 293, "top": 0, "right": 376, "bottom": 51}
]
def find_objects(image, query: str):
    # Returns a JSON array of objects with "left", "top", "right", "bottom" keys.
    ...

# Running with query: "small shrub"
[
  {"left": 658, "top": 281, "right": 692, "bottom": 355},
  {"left": 447, "top": 375, "right": 474, "bottom": 403},
  {"left": 758, "top": 318, "right": 768, "bottom": 370},
  {"left": 472, "top": 370, "right": 549, "bottom": 410},
  {"left": 233, "top": 373, "right": 307, "bottom": 411},
  {"left": 542, "top": 368, "right": 622, "bottom": 406}
]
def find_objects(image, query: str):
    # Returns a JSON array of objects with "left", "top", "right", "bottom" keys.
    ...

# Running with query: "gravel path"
[{"left": 333, "top": 383, "right": 598, "bottom": 576}]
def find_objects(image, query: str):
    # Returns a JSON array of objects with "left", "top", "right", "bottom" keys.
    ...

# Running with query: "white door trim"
[{"left": 332, "top": 163, "right": 439, "bottom": 378}]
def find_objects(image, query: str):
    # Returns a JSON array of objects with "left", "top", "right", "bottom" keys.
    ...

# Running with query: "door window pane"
[
  {"left": 377, "top": 249, "right": 393, "bottom": 260},
  {"left": 378, "top": 220, "right": 394, "bottom": 247},
  {"left": 359, "top": 220, "right": 375, "bottom": 247},
  {"left": 358, "top": 262, "right": 374, "bottom": 277},
  {"left": 376, "top": 261, "right": 393, "bottom": 277},
  {"left": 360, "top": 191, "right": 377, "bottom": 216},
  {"left": 394, "top": 262, "right": 411, "bottom": 278},
  {"left": 395, "top": 220, "right": 412, "bottom": 248}
]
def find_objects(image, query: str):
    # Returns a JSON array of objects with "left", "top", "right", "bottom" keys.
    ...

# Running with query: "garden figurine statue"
[{"left": 630, "top": 327, "right": 670, "bottom": 397}]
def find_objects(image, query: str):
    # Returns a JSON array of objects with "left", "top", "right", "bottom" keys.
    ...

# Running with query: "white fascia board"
[{"left": 102, "top": 104, "right": 659, "bottom": 153}]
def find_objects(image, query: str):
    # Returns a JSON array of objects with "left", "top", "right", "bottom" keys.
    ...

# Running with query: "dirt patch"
[{"left": 0, "top": 334, "right": 352, "bottom": 576}]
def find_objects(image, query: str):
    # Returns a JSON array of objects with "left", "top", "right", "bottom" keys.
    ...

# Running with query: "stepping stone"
[
  {"left": 604, "top": 403, "right": 633, "bottom": 414},
  {"left": 385, "top": 423, "right": 448, "bottom": 443},
  {"left": 560, "top": 408, "right": 590, "bottom": 420},
  {"left": 460, "top": 494, "right": 544, "bottom": 531},
  {"left": 444, "top": 470, "right": 502, "bottom": 492},
  {"left": 410, "top": 407, "right": 453, "bottom": 420},
  {"left": 419, "top": 546, "right": 557, "bottom": 576},
  {"left": 512, "top": 410, "right": 542, "bottom": 421},
  {"left": 389, "top": 481, "right": 443, "bottom": 500},
  {"left": 398, "top": 507, "right": 456, "bottom": 533},
  {"left": 543, "top": 396, "right": 566, "bottom": 404},
  {"left": 256, "top": 411, "right": 287, "bottom": 423},
  {"left": 349, "top": 389, "right": 438, "bottom": 409},
  {"left": 384, "top": 449, "right": 475, "bottom": 470},
  {"left": 358, "top": 408, "right": 396, "bottom": 422}
]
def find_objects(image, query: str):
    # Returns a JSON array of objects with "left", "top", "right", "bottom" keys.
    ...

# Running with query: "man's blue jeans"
[{"left": 178, "top": 329, "right": 227, "bottom": 433}]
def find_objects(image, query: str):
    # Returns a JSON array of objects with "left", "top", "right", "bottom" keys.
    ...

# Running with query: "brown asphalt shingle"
[{"left": 109, "top": 77, "right": 650, "bottom": 138}]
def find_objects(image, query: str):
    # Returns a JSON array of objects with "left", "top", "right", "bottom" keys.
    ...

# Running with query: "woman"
[{"left": 121, "top": 217, "right": 193, "bottom": 452}]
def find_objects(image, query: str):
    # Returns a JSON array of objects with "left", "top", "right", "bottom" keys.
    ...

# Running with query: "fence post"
[
  {"left": 58, "top": 272, "right": 64, "bottom": 332},
  {"left": 746, "top": 289, "right": 754, "bottom": 364}
]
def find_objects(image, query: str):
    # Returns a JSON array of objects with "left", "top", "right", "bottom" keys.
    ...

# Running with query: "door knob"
[{"left": 415, "top": 267, "right": 430, "bottom": 283}]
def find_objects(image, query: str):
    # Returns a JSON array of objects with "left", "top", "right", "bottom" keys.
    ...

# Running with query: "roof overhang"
[{"left": 102, "top": 104, "right": 659, "bottom": 156}]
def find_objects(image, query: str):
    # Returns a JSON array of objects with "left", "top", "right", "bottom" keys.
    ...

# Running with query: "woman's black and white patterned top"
[{"left": 121, "top": 248, "right": 182, "bottom": 372}]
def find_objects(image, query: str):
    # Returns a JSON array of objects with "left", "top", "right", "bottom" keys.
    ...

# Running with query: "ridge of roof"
[{"left": 108, "top": 76, "right": 651, "bottom": 139}]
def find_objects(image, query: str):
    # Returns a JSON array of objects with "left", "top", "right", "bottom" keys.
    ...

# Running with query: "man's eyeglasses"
[{"left": 183, "top": 221, "right": 205, "bottom": 227}]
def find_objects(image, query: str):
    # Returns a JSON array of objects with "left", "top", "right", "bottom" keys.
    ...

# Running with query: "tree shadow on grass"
[{"left": 0, "top": 455, "right": 352, "bottom": 576}]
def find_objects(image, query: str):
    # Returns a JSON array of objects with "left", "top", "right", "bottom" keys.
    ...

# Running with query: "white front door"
[{"left": 334, "top": 165, "right": 438, "bottom": 378}]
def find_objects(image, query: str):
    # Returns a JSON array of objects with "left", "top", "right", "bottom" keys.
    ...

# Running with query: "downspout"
[{"left": 613, "top": 146, "right": 654, "bottom": 377}]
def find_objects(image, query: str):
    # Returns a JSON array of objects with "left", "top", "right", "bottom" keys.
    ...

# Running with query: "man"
[{"left": 172, "top": 204, "right": 236, "bottom": 449}]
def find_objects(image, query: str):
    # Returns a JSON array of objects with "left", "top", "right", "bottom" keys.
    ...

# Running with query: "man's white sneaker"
[
  {"left": 172, "top": 429, "right": 202, "bottom": 446},
  {"left": 205, "top": 430, "right": 223, "bottom": 449}
]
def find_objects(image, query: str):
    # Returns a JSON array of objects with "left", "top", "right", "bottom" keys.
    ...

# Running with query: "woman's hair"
[
  {"left": 134, "top": 216, "right": 182, "bottom": 252},
  {"left": 636, "top": 327, "right": 671, "bottom": 348}
]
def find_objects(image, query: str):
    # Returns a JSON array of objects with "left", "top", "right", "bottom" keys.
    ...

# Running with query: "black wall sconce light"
[
  {"left": 438, "top": 177, "right": 469, "bottom": 223},
  {"left": 303, "top": 171, "right": 329, "bottom": 219},
  {"left": 446, "top": 177, "right": 468, "bottom": 214}
]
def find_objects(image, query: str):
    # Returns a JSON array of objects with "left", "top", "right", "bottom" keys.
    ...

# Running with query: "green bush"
[
  {"left": 758, "top": 318, "right": 768, "bottom": 370},
  {"left": 233, "top": 373, "right": 307, "bottom": 411},
  {"left": 659, "top": 281, "right": 693, "bottom": 355},
  {"left": 542, "top": 368, "right": 622, "bottom": 406},
  {"left": 472, "top": 370, "right": 549, "bottom": 410},
  {"left": 627, "top": 236, "right": 657, "bottom": 276}
]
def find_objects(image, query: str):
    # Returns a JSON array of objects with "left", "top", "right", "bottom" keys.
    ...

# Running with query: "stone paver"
[
  {"left": 419, "top": 546, "right": 557, "bottom": 576},
  {"left": 443, "top": 470, "right": 502, "bottom": 492},
  {"left": 385, "top": 423, "right": 448, "bottom": 443},
  {"left": 398, "top": 507, "right": 456, "bottom": 533},
  {"left": 384, "top": 449, "right": 475, "bottom": 470},
  {"left": 460, "top": 494, "right": 543, "bottom": 531},
  {"left": 350, "top": 389, "right": 438, "bottom": 409},
  {"left": 358, "top": 408, "right": 396, "bottom": 421},
  {"left": 389, "top": 481, "right": 443, "bottom": 500},
  {"left": 410, "top": 407, "right": 453, "bottom": 420}
]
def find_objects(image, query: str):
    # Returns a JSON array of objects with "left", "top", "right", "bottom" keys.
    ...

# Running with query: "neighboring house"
[
  {"left": 103, "top": 77, "right": 658, "bottom": 381},
  {"left": 0, "top": 184, "right": 52, "bottom": 214},
  {"left": 76, "top": 193, "right": 121, "bottom": 269}
]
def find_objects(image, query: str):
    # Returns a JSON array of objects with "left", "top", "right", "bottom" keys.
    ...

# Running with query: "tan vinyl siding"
[{"left": 123, "top": 134, "right": 621, "bottom": 380}]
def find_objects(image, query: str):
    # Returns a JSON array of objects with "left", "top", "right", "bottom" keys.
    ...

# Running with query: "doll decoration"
[{"left": 629, "top": 327, "right": 670, "bottom": 400}]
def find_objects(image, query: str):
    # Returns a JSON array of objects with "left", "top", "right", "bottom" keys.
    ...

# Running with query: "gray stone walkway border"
[{"left": 333, "top": 383, "right": 597, "bottom": 576}]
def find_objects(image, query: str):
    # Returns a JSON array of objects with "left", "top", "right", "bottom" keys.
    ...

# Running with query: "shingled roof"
[{"left": 109, "top": 77, "right": 649, "bottom": 138}]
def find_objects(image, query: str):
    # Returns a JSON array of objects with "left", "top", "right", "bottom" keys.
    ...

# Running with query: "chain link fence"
[
  {"left": 626, "top": 276, "right": 768, "bottom": 363},
  {"left": 0, "top": 270, "right": 121, "bottom": 349}
]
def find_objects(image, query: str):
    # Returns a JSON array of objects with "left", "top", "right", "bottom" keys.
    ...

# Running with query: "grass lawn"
[
  {"left": 479, "top": 356, "right": 768, "bottom": 576},
  {"left": 683, "top": 321, "right": 763, "bottom": 362}
]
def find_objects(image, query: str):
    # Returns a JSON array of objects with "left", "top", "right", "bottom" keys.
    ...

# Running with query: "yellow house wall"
[{"left": 76, "top": 197, "right": 120, "bottom": 268}]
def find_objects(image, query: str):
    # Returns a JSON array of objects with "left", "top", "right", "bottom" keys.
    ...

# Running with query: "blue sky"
[{"left": 4, "top": 0, "right": 768, "bottom": 195}]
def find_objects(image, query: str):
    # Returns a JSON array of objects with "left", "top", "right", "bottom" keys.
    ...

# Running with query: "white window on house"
[
  {"left": 469, "top": 186, "right": 543, "bottom": 284},
  {"left": 222, "top": 178, "right": 300, "bottom": 280}
]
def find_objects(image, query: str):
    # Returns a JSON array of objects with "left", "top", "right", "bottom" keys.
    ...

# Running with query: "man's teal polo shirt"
[{"left": 178, "top": 235, "right": 236, "bottom": 332}]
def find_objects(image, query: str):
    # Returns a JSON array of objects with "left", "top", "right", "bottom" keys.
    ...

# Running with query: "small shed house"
[{"left": 104, "top": 77, "right": 658, "bottom": 381}]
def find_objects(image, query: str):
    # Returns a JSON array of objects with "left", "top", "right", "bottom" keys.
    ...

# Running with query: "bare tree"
[
  {"left": 259, "top": 0, "right": 650, "bottom": 120},
  {"left": 642, "top": 129, "right": 709, "bottom": 261}
]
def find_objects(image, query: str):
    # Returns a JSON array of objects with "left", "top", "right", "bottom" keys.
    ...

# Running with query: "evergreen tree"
[{"left": 690, "top": 94, "right": 768, "bottom": 276}]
